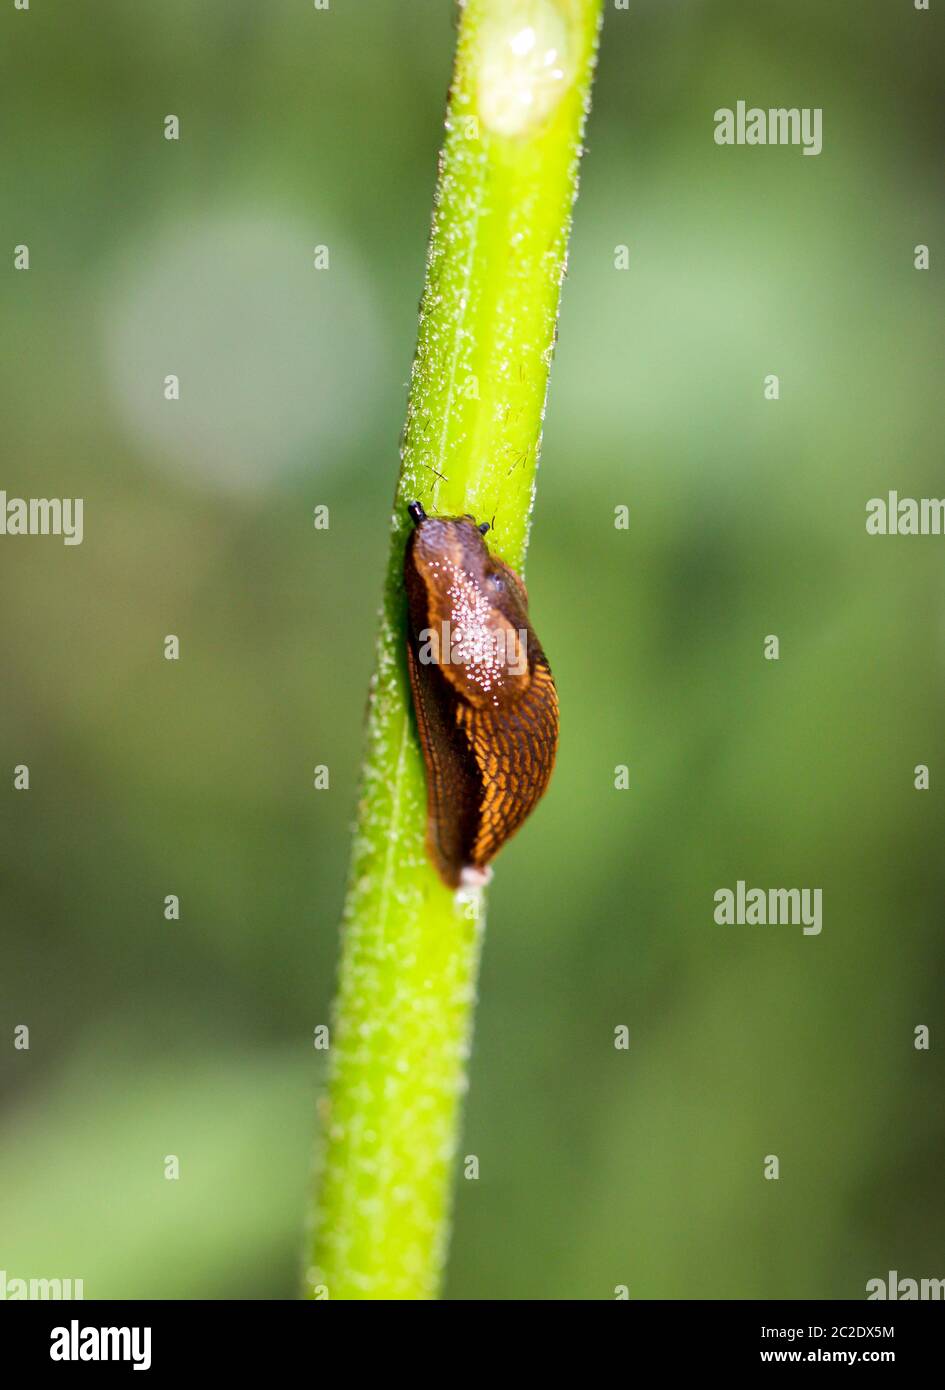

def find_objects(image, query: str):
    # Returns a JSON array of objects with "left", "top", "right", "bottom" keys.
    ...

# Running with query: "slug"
[{"left": 403, "top": 501, "right": 559, "bottom": 888}]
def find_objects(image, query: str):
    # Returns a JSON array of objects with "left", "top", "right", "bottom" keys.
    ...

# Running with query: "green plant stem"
[{"left": 305, "top": 0, "right": 602, "bottom": 1300}]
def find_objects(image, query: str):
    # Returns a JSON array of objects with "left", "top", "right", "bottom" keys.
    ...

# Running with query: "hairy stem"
[{"left": 305, "top": 0, "right": 602, "bottom": 1300}]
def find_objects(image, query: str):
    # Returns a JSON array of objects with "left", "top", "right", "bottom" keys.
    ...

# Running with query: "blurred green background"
[{"left": 2, "top": 0, "right": 943, "bottom": 1300}]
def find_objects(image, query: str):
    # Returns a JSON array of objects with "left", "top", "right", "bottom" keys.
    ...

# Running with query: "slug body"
[{"left": 403, "top": 503, "right": 559, "bottom": 888}]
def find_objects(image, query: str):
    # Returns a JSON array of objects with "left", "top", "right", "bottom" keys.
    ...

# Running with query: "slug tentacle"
[{"left": 403, "top": 505, "right": 559, "bottom": 888}]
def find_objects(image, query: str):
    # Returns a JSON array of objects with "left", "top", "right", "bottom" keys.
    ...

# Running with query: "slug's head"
[
  {"left": 404, "top": 503, "right": 531, "bottom": 708},
  {"left": 408, "top": 499, "right": 489, "bottom": 536}
]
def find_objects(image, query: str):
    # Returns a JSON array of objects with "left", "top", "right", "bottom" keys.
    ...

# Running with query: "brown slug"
[{"left": 403, "top": 501, "right": 559, "bottom": 888}]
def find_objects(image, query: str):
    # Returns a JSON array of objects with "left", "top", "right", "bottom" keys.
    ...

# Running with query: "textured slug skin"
[{"left": 403, "top": 511, "right": 559, "bottom": 888}]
